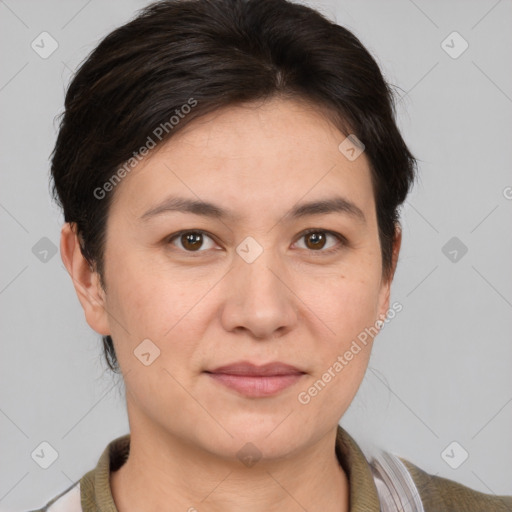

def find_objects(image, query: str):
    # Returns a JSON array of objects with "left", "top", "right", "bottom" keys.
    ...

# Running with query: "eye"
[
  {"left": 293, "top": 228, "right": 346, "bottom": 254},
  {"left": 166, "top": 228, "right": 347, "bottom": 255},
  {"left": 167, "top": 230, "right": 218, "bottom": 252}
]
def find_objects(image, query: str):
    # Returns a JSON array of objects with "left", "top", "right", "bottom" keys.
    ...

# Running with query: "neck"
[{"left": 111, "top": 424, "right": 350, "bottom": 512}]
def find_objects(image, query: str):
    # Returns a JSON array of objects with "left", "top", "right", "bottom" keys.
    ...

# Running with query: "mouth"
[{"left": 204, "top": 361, "right": 306, "bottom": 398}]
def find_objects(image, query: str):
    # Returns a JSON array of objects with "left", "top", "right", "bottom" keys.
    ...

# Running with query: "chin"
[{"left": 216, "top": 417, "right": 305, "bottom": 455}]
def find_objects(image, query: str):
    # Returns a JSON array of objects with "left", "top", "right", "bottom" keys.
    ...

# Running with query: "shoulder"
[
  {"left": 26, "top": 480, "right": 81, "bottom": 512},
  {"left": 27, "top": 434, "right": 129, "bottom": 511},
  {"left": 399, "top": 457, "right": 512, "bottom": 512}
]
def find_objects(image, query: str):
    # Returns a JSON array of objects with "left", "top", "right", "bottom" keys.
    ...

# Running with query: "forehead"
[{"left": 108, "top": 97, "right": 375, "bottom": 224}]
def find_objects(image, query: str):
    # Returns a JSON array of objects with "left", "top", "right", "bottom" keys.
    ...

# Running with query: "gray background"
[{"left": 1, "top": 0, "right": 511, "bottom": 510}]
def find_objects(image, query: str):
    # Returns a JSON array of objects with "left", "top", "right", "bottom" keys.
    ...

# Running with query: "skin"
[{"left": 61, "top": 96, "right": 401, "bottom": 512}]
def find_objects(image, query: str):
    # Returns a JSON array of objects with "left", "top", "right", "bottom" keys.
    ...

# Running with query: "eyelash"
[{"left": 165, "top": 228, "right": 347, "bottom": 256}]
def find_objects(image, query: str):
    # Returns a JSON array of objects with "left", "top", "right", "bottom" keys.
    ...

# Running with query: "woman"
[{"left": 31, "top": 0, "right": 512, "bottom": 510}]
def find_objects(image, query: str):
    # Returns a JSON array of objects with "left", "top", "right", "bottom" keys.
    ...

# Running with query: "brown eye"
[
  {"left": 168, "top": 231, "right": 217, "bottom": 252},
  {"left": 304, "top": 231, "right": 327, "bottom": 250},
  {"left": 181, "top": 232, "right": 203, "bottom": 251},
  {"left": 294, "top": 229, "right": 345, "bottom": 254}
]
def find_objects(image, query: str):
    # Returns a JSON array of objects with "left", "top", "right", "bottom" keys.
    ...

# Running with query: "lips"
[
  {"left": 206, "top": 361, "right": 305, "bottom": 376},
  {"left": 204, "top": 361, "right": 305, "bottom": 397}
]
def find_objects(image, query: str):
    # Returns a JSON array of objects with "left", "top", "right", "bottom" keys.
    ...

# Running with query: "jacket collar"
[{"left": 335, "top": 425, "right": 381, "bottom": 511}]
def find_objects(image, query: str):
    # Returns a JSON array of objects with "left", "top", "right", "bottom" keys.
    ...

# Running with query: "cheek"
[
  {"left": 105, "top": 248, "right": 175, "bottom": 327},
  {"left": 309, "top": 272, "right": 382, "bottom": 344},
  {"left": 295, "top": 277, "right": 380, "bottom": 418},
  {"left": 104, "top": 254, "right": 212, "bottom": 366}
]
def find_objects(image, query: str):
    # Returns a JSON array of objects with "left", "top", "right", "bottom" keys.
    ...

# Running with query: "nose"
[{"left": 220, "top": 246, "right": 298, "bottom": 340}]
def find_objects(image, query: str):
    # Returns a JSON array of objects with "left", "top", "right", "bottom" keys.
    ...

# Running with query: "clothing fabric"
[{"left": 29, "top": 425, "right": 512, "bottom": 511}]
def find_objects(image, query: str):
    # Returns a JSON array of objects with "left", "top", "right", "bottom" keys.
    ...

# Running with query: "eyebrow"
[{"left": 139, "top": 195, "right": 366, "bottom": 224}]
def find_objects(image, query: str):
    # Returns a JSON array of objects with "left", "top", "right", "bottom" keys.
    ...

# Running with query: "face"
[{"left": 67, "top": 97, "right": 399, "bottom": 461}]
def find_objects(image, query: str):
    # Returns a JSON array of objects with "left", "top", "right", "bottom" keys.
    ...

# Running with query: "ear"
[
  {"left": 60, "top": 223, "right": 111, "bottom": 335},
  {"left": 376, "top": 224, "right": 402, "bottom": 323}
]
